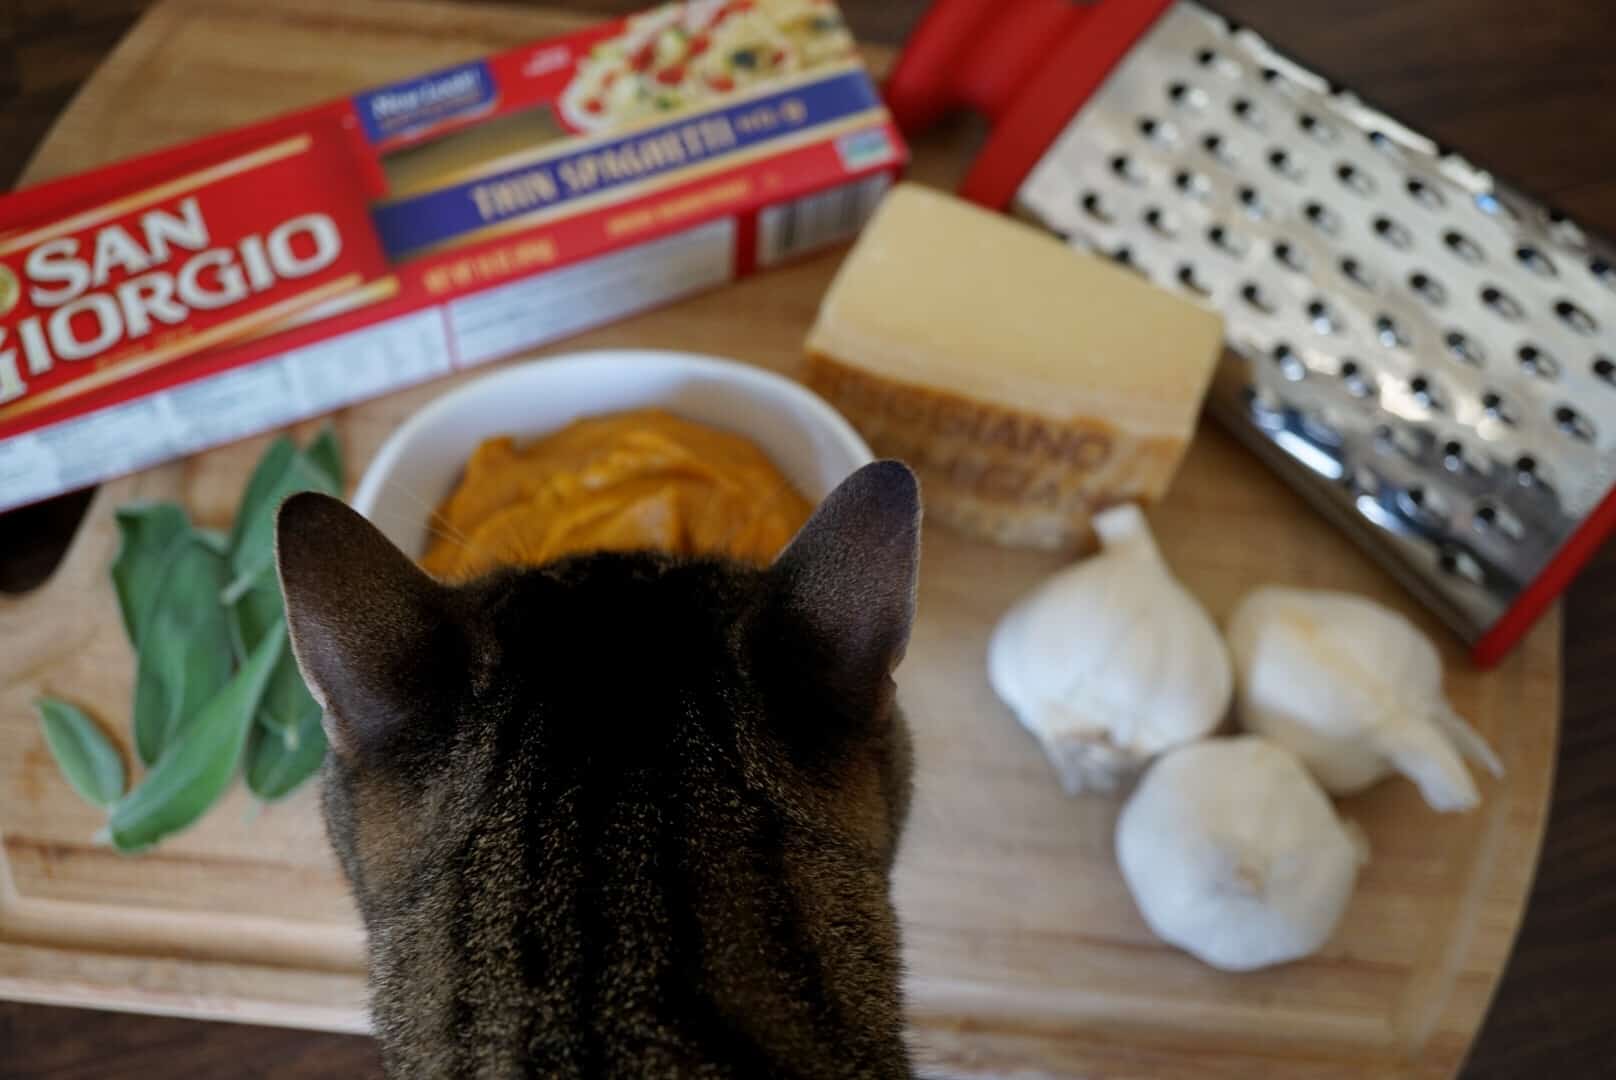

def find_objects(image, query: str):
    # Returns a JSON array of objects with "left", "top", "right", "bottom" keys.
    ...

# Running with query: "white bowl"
[{"left": 352, "top": 349, "right": 874, "bottom": 559}]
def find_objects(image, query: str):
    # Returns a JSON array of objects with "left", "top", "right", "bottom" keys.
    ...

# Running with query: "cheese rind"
[{"left": 805, "top": 183, "right": 1225, "bottom": 550}]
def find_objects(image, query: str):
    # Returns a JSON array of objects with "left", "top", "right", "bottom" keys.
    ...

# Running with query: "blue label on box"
[
  {"left": 369, "top": 68, "right": 882, "bottom": 260},
  {"left": 354, "top": 60, "right": 497, "bottom": 144}
]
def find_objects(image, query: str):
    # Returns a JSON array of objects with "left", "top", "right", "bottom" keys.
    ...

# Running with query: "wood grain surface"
[{"left": 0, "top": 1, "right": 1612, "bottom": 1077}]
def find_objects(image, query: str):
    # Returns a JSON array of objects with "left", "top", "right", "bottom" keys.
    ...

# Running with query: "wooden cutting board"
[{"left": 0, "top": 1, "right": 1559, "bottom": 1076}]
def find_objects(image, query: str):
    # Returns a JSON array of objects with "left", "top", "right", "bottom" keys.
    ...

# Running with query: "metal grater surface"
[{"left": 1014, "top": 0, "right": 1616, "bottom": 645}]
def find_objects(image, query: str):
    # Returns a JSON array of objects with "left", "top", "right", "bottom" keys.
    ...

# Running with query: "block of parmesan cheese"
[{"left": 804, "top": 183, "right": 1225, "bottom": 551}]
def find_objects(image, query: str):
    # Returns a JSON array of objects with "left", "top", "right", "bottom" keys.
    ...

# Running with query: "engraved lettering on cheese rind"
[{"left": 805, "top": 353, "right": 1185, "bottom": 552}]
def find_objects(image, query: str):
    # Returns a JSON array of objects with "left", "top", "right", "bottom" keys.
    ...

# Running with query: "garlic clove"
[
  {"left": 1116, "top": 736, "right": 1364, "bottom": 972},
  {"left": 988, "top": 504, "right": 1232, "bottom": 794},
  {"left": 1228, "top": 586, "right": 1503, "bottom": 812},
  {"left": 1373, "top": 713, "right": 1481, "bottom": 812}
]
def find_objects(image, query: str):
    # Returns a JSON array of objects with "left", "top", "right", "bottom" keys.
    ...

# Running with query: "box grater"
[{"left": 886, "top": 0, "right": 1616, "bottom": 667}]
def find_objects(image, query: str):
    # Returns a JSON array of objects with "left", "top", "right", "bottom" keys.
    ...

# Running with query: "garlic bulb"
[
  {"left": 1117, "top": 736, "right": 1367, "bottom": 972},
  {"left": 987, "top": 504, "right": 1232, "bottom": 794},
  {"left": 1227, "top": 586, "right": 1503, "bottom": 812}
]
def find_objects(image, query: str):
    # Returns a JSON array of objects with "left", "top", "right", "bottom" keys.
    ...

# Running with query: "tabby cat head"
[{"left": 275, "top": 460, "right": 921, "bottom": 1079}]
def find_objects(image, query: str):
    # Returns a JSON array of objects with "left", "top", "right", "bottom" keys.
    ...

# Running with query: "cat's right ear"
[
  {"left": 275, "top": 493, "right": 466, "bottom": 761},
  {"left": 765, "top": 459, "right": 922, "bottom": 708}
]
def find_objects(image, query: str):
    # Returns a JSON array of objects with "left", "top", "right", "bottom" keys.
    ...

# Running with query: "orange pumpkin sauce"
[{"left": 420, "top": 409, "right": 813, "bottom": 579}]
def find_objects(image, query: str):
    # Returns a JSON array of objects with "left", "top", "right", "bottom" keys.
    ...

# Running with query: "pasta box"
[{"left": 0, "top": 0, "right": 904, "bottom": 514}]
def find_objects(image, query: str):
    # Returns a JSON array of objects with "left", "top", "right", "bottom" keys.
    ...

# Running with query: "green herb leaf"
[
  {"left": 110, "top": 503, "right": 190, "bottom": 648},
  {"left": 131, "top": 531, "right": 235, "bottom": 767},
  {"left": 107, "top": 627, "right": 285, "bottom": 852},
  {"left": 304, "top": 427, "right": 344, "bottom": 495},
  {"left": 224, "top": 437, "right": 340, "bottom": 602},
  {"left": 36, "top": 698, "right": 126, "bottom": 808},
  {"left": 245, "top": 704, "right": 327, "bottom": 802},
  {"left": 227, "top": 435, "right": 298, "bottom": 558},
  {"left": 250, "top": 635, "right": 321, "bottom": 747}
]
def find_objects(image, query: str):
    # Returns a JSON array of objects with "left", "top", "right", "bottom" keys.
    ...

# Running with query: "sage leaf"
[
  {"left": 224, "top": 438, "right": 340, "bottom": 603},
  {"left": 226, "top": 430, "right": 341, "bottom": 751},
  {"left": 131, "top": 531, "right": 235, "bottom": 767},
  {"left": 36, "top": 698, "right": 126, "bottom": 808},
  {"left": 110, "top": 503, "right": 189, "bottom": 648},
  {"left": 226, "top": 435, "right": 298, "bottom": 559},
  {"left": 253, "top": 646, "right": 322, "bottom": 748},
  {"left": 304, "top": 427, "right": 344, "bottom": 494},
  {"left": 107, "top": 626, "right": 285, "bottom": 852},
  {"left": 245, "top": 705, "right": 328, "bottom": 802}
]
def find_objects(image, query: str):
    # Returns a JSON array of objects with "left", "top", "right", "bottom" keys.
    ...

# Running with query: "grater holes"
[
  {"left": 1143, "top": 205, "right": 1179, "bottom": 237},
  {"left": 1555, "top": 404, "right": 1596, "bottom": 440},
  {"left": 1236, "top": 184, "right": 1267, "bottom": 218},
  {"left": 1438, "top": 547, "right": 1486, "bottom": 584},
  {"left": 1175, "top": 168, "right": 1212, "bottom": 201},
  {"left": 1273, "top": 241, "right": 1307, "bottom": 272},
  {"left": 1336, "top": 162, "right": 1375, "bottom": 195},
  {"left": 1408, "top": 374, "right": 1443, "bottom": 410},
  {"left": 1591, "top": 257, "right": 1616, "bottom": 290},
  {"left": 1241, "top": 281, "right": 1277, "bottom": 314},
  {"left": 1267, "top": 147, "right": 1304, "bottom": 180},
  {"left": 1137, "top": 116, "right": 1178, "bottom": 145},
  {"left": 1444, "top": 330, "right": 1485, "bottom": 366},
  {"left": 1405, "top": 178, "right": 1445, "bottom": 209},
  {"left": 1441, "top": 439, "right": 1469, "bottom": 471},
  {"left": 1409, "top": 271, "right": 1447, "bottom": 305},
  {"left": 1207, "top": 223, "right": 1249, "bottom": 257},
  {"left": 1305, "top": 200, "right": 1340, "bottom": 235},
  {"left": 1372, "top": 215, "right": 1413, "bottom": 250},
  {"left": 1194, "top": 48, "right": 1240, "bottom": 77},
  {"left": 1339, "top": 255, "right": 1375, "bottom": 289},
  {"left": 1481, "top": 285, "right": 1525, "bottom": 321},
  {"left": 1376, "top": 313, "right": 1411, "bottom": 349},
  {"left": 1260, "top": 66, "right": 1282, "bottom": 85},
  {"left": 1110, "top": 153, "right": 1146, "bottom": 185},
  {"left": 1230, "top": 96, "right": 1264, "bottom": 128},
  {"left": 1297, "top": 111, "right": 1336, "bottom": 142},
  {"left": 1202, "top": 132, "right": 1237, "bottom": 164},
  {"left": 1166, "top": 80, "right": 1208, "bottom": 109},
  {"left": 1555, "top": 298, "right": 1598, "bottom": 335},
  {"left": 1517, "top": 344, "right": 1559, "bottom": 378},
  {"left": 1366, "top": 130, "right": 1397, "bottom": 155},
  {"left": 1272, "top": 341, "right": 1306, "bottom": 380},
  {"left": 1306, "top": 298, "right": 1341, "bottom": 334},
  {"left": 1443, "top": 229, "right": 1484, "bottom": 264},
  {"left": 1080, "top": 191, "right": 1114, "bottom": 223},
  {"left": 1594, "top": 356, "right": 1615, "bottom": 382},
  {"left": 1474, "top": 501, "right": 1525, "bottom": 540},
  {"left": 1340, "top": 359, "right": 1375, "bottom": 397},
  {"left": 1482, "top": 391, "right": 1518, "bottom": 426},
  {"left": 1515, "top": 454, "right": 1541, "bottom": 483},
  {"left": 1474, "top": 190, "right": 1517, "bottom": 221},
  {"left": 1177, "top": 262, "right": 1211, "bottom": 296},
  {"left": 1246, "top": 384, "right": 1284, "bottom": 427},
  {"left": 1107, "top": 246, "right": 1138, "bottom": 271},
  {"left": 1516, "top": 245, "right": 1556, "bottom": 277},
  {"left": 1402, "top": 485, "right": 1446, "bottom": 520}
]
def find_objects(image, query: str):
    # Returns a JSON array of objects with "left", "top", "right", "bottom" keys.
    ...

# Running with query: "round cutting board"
[{"left": 0, "top": 1, "right": 1557, "bottom": 1076}]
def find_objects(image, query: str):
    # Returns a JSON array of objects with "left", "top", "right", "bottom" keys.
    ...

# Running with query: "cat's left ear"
[
  {"left": 275, "top": 492, "right": 468, "bottom": 761},
  {"left": 767, "top": 460, "right": 922, "bottom": 696}
]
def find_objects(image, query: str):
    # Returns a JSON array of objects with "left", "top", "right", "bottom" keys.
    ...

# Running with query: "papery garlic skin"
[
  {"left": 1227, "top": 586, "right": 1503, "bottom": 812},
  {"left": 1116, "top": 736, "right": 1366, "bottom": 972},
  {"left": 988, "top": 504, "right": 1232, "bottom": 794}
]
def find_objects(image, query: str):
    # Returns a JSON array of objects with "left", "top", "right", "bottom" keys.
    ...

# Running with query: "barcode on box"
[{"left": 757, "top": 173, "right": 892, "bottom": 267}]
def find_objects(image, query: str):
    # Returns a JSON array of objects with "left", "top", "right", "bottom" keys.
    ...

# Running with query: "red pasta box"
[{"left": 0, "top": 0, "right": 905, "bottom": 513}]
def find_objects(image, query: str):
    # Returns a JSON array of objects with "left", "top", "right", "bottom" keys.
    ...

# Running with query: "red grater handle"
[{"left": 886, "top": 0, "right": 1180, "bottom": 209}]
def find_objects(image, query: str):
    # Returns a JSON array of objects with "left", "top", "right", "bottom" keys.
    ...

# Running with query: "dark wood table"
[{"left": 3, "top": 1, "right": 1614, "bottom": 1075}]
